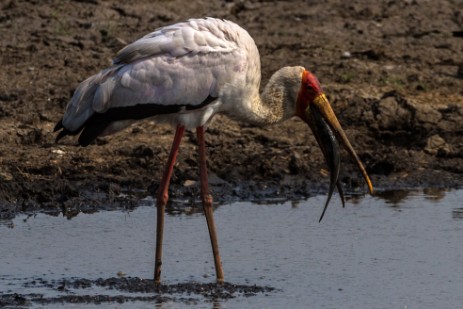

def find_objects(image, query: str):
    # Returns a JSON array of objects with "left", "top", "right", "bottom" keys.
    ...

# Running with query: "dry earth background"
[{"left": 0, "top": 0, "right": 462, "bottom": 218}]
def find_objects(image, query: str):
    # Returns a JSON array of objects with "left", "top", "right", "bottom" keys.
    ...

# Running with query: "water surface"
[{"left": 1, "top": 189, "right": 463, "bottom": 308}]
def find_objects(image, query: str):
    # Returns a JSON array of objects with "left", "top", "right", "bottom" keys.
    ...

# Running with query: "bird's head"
[{"left": 296, "top": 69, "right": 373, "bottom": 221}]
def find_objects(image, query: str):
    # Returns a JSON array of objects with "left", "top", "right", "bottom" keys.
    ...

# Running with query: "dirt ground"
[{"left": 0, "top": 0, "right": 462, "bottom": 219}]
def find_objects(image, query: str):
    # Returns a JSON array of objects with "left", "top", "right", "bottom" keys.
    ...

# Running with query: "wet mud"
[
  {"left": 1, "top": 278, "right": 274, "bottom": 306},
  {"left": 0, "top": 0, "right": 462, "bottom": 305}
]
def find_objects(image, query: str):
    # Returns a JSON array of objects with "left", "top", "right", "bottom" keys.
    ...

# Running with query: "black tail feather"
[
  {"left": 54, "top": 95, "right": 218, "bottom": 146},
  {"left": 54, "top": 119, "right": 82, "bottom": 143},
  {"left": 53, "top": 120, "right": 64, "bottom": 132},
  {"left": 78, "top": 122, "right": 110, "bottom": 147},
  {"left": 55, "top": 129, "right": 69, "bottom": 143}
]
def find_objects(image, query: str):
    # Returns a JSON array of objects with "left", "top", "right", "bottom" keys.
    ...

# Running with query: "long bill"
[{"left": 302, "top": 93, "right": 374, "bottom": 220}]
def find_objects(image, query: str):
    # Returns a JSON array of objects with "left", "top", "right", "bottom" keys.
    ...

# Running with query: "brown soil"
[{"left": 1, "top": 0, "right": 462, "bottom": 218}]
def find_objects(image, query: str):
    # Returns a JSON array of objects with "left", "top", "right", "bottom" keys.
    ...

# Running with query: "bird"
[{"left": 54, "top": 17, "right": 373, "bottom": 285}]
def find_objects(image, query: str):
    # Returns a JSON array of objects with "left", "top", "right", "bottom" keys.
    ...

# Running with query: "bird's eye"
[{"left": 306, "top": 84, "right": 315, "bottom": 93}]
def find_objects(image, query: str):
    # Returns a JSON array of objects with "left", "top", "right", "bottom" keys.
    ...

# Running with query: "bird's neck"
[
  {"left": 247, "top": 86, "right": 291, "bottom": 126},
  {"left": 245, "top": 66, "right": 305, "bottom": 126}
]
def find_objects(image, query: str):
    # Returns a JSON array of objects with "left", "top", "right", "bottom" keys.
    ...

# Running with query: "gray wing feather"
[{"left": 114, "top": 18, "right": 237, "bottom": 64}]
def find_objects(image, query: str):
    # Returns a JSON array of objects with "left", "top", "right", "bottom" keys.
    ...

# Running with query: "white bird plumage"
[
  {"left": 55, "top": 17, "right": 373, "bottom": 285},
  {"left": 58, "top": 18, "right": 303, "bottom": 143}
]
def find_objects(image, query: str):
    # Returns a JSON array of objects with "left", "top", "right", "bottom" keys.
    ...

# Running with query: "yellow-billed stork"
[{"left": 54, "top": 17, "right": 373, "bottom": 284}]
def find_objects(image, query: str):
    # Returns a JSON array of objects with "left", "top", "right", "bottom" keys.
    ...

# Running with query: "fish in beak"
[{"left": 297, "top": 70, "right": 373, "bottom": 221}]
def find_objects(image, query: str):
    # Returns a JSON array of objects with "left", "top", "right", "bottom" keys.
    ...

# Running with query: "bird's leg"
[
  {"left": 154, "top": 125, "right": 185, "bottom": 284},
  {"left": 196, "top": 126, "right": 225, "bottom": 284}
]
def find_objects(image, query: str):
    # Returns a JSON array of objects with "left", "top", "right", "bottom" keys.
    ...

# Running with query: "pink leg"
[
  {"left": 154, "top": 125, "right": 185, "bottom": 284},
  {"left": 197, "top": 126, "right": 225, "bottom": 284}
]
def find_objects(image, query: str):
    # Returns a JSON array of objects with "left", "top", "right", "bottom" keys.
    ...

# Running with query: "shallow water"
[{"left": 1, "top": 189, "right": 463, "bottom": 308}]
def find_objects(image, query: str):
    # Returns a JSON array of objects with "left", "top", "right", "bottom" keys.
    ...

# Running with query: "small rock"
[
  {"left": 183, "top": 179, "right": 197, "bottom": 187},
  {"left": 117, "top": 271, "right": 126, "bottom": 277},
  {"left": 376, "top": 96, "right": 411, "bottom": 130},
  {"left": 0, "top": 171, "right": 14, "bottom": 181},
  {"left": 412, "top": 101, "right": 442, "bottom": 127},
  {"left": 52, "top": 149, "right": 65, "bottom": 156},
  {"left": 424, "top": 134, "right": 450, "bottom": 156},
  {"left": 341, "top": 51, "right": 352, "bottom": 59}
]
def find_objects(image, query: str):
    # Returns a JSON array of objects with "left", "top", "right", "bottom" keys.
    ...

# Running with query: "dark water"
[{"left": 1, "top": 189, "right": 463, "bottom": 308}]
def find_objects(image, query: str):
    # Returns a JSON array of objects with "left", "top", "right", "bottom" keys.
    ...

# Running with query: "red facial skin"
[
  {"left": 295, "top": 70, "right": 375, "bottom": 195},
  {"left": 296, "top": 70, "right": 324, "bottom": 118}
]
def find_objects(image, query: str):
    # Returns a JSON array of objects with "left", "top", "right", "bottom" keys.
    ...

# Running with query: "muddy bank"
[{"left": 0, "top": 0, "right": 462, "bottom": 219}]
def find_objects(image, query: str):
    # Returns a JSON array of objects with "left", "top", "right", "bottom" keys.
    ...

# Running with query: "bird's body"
[
  {"left": 56, "top": 18, "right": 302, "bottom": 146},
  {"left": 55, "top": 17, "right": 373, "bottom": 284}
]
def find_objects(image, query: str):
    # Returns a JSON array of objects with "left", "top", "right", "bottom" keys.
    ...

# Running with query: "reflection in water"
[
  {"left": 423, "top": 188, "right": 447, "bottom": 201},
  {"left": 212, "top": 300, "right": 222, "bottom": 309},
  {"left": 153, "top": 294, "right": 223, "bottom": 309},
  {"left": 366, "top": 188, "right": 449, "bottom": 206},
  {"left": 0, "top": 188, "right": 456, "bottom": 226},
  {"left": 452, "top": 208, "right": 463, "bottom": 220},
  {"left": 0, "top": 220, "right": 14, "bottom": 229},
  {"left": 373, "top": 189, "right": 411, "bottom": 205},
  {"left": 157, "top": 300, "right": 221, "bottom": 309}
]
